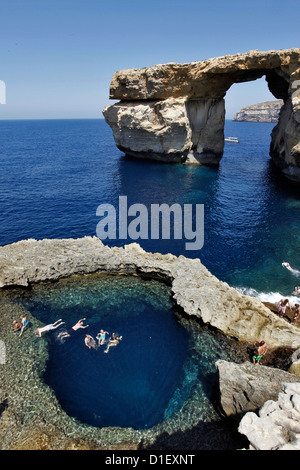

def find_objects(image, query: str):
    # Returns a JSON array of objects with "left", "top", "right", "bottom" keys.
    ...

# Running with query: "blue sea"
[
  {"left": 1, "top": 118, "right": 300, "bottom": 435},
  {"left": 1, "top": 118, "right": 299, "bottom": 300}
]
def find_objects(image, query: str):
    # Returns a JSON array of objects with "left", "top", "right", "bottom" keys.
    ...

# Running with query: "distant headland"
[{"left": 233, "top": 100, "right": 283, "bottom": 122}]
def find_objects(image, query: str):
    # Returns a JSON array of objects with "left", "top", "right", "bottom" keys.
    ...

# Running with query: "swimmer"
[
  {"left": 293, "top": 287, "right": 300, "bottom": 295},
  {"left": 278, "top": 298, "right": 290, "bottom": 318},
  {"left": 96, "top": 329, "right": 109, "bottom": 346},
  {"left": 282, "top": 262, "right": 300, "bottom": 276},
  {"left": 282, "top": 262, "right": 292, "bottom": 270},
  {"left": 104, "top": 333, "right": 122, "bottom": 354},
  {"left": 84, "top": 334, "right": 97, "bottom": 349},
  {"left": 58, "top": 318, "right": 89, "bottom": 340},
  {"left": 34, "top": 319, "right": 65, "bottom": 337}
]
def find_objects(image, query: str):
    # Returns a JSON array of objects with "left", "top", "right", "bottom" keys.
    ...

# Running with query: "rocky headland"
[
  {"left": 1, "top": 237, "right": 300, "bottom": 450},
  {"left": 103, "top": 49, "right": 300, "bottom": 182},
  {"left": 233, "top": 100, "right": 283, "bottom": 122}
]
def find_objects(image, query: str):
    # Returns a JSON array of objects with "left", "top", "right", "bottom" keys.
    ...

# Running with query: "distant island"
[{"left": 232, "top": 100, "right": 283, "bottom": 122}]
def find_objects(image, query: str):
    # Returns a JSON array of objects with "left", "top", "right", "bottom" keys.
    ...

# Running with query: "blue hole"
[{"left": 20, "top": 275, "right": 190, "bottom": 430}]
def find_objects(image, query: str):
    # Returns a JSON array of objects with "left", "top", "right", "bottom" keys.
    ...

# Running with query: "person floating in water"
[
  {"left": 282, "top": 262, "right": 300, "bottom": 277},
  {"left": 84, "top": 334, "right": 97, "bottom": 349},
  {"left": 104, "top": 333, "right": 122, "bottom": 354},
  {"left": 252, "top": 340, "right": 268, "bottom": 364},
  {"left": 58, "top": 318, "right": 89, "bottom": 340},
  {"left": 96, "top": 329, "right": 109, "bottom": 346},
  {"left": 34, "top": 319, "right": 65, "bottom": 337}
]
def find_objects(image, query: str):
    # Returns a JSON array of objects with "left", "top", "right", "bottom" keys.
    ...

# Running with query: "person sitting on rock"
[{"left": 11, "top": 320, "right": 22, "bottom": 332}]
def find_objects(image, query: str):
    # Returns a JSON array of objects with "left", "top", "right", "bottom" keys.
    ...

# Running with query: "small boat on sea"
[{"left": 225, "top": 136, "right": 239, "bottom": 143}]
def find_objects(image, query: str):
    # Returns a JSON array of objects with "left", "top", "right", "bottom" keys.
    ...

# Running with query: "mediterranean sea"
[
  {"left": 2, "top": 117, "right": 299, "bottom": 436},
  {"left": 1, "top": 118, "right": 299, "bottom": 301}
]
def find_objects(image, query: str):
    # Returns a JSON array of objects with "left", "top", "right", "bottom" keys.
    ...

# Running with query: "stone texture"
[
  {"left": 270, "top": 98, "right": 300, "bottom": 181},
  {"left": 103, "top": 98, "right": 225, "bottom": 164},
  {"left": 216, "top": 360, "right": 300, "bottom": 417},
  {"left": 233, "top": 100, "right": 283, "bottom": 122},
  {"left": 108, "top": 50, "right": 299, "bottom": 101},
  {"left": 1, "top": 236, "right": 300, "bottom": 348},
  {"left": 238, "top": 382, "right": 300, "bottom": 450},
  {"left": 103, "top": 49, "right": 300, "bottom": 179}
]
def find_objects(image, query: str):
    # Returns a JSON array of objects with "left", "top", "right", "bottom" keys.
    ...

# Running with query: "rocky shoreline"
[
  {"left": 1, "top": 236, "right": 300, "bottom": 450},
  {"left": 233, "top": 100, "right": 283, "bottom": 122}
]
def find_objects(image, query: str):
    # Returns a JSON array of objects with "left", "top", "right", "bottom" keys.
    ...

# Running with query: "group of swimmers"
[
  {"left": 84, "top": 331, "right": 122, "bottom": 354},
  {"left": 11, "top": 315, "right": 122, "bottom": 354}
]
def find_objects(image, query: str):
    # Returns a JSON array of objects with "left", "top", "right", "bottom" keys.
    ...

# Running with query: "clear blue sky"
[{"left": 0, "top": 0, "right": 299, "bottom": 119}]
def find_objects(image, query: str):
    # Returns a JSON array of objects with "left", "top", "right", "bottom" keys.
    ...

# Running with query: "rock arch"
[{"left": 103, "top": 49, "right": 300, "bottom": 181}]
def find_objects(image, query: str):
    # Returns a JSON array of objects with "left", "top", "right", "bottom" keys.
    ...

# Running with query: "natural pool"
[{"left": 6, "top": 273, "right": 247, "bottom": 440}]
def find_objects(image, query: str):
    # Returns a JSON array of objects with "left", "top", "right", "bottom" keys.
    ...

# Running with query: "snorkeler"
[
  {"left": 282, "top": 262, "right": 300, "bottom": 276},
  {"left": 104, "top": 333, "right": 122, "bottom": 354},
  {"left": 34, "top": 319, "right": 65, "bottom": 337},
  {"left": 58, "top": 318, "right": 89, "bottom": 340},
  {"left": 84, "top": 334, "right": 97, "bottom": 349},
  {"left": 96, "top": 329, "right": 109, "bottom": 346}
]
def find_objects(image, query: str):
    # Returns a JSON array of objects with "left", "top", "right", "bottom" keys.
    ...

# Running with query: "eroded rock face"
[
  {"left": 103, "top": 49, "right": 300, "bottom": 179},
  {"left": 1, "top": 236, "right": 300, "bottom": 349},
  {"left": 103, "top": 98, "right": 225, "bottom": 164},
  {"left": 233, "top": 100, "right": 283, "bottom": 122},
  {"left": 216, "top": 360, "right": 300, "bottom": 417},
  {"left": 238, "top": 382, "right": 300, "bottom": 450}
]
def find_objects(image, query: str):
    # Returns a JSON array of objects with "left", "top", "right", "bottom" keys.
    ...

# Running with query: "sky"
[{"left": 0, "top": 0, "right": 299, "bottom": 120}]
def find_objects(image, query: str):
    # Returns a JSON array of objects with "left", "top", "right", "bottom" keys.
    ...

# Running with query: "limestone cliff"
[
  {"left": 233, "top": 100, "right": 283, "bottom": 122},
  {"left": 103, "top": 49, "right": 300, "bottom": 181}
]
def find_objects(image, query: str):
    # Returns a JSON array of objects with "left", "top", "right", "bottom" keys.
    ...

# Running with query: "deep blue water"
[
  {"left": 1, "top": 118, "right": 300, "bottom": 430},
  {"left": 17, "top": 275, "right": 190, "bottom": 430},
  {"left": 1, "top": 118, "right": 300, "bottom": 299}
]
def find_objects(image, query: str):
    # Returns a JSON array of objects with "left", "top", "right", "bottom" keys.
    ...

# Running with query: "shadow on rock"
[{"left": 138, "top": 418, "right": 248, "bottom": 451}]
